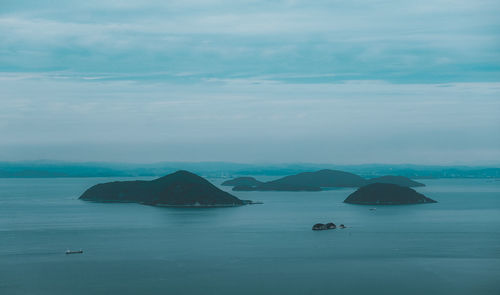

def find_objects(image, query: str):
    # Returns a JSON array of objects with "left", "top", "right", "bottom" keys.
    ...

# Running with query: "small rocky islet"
[{"left": 312, "top": 222, "right": 347, "bottom": 231}]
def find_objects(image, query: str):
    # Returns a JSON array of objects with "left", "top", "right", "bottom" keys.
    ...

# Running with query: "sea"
[{"left": 1, "top": 177, "right": 499, "bottom": 295}]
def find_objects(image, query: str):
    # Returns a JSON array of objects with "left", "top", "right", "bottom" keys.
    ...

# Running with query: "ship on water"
[{"left": 65, "top": 249, "right": 83, "bottom": 254}]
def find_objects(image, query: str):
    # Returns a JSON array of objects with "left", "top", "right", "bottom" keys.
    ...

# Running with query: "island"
[
  {"left": 231, "top": 169, "right": 365, "bottom": 191},
  {"left": 221, "top": 176, "right": 263, "bottom": 187},
  {"left": 343, "top": 183, "right": 437, "bottom": 205},
  {"left": 366, "top": 175, "right": 425, "bottom": 187},
  {"left": 224, "top": 170, "right": 425, "bottom": 191},
  {"left": 79, "top": 170, "right": 249, "bottom": 207}
]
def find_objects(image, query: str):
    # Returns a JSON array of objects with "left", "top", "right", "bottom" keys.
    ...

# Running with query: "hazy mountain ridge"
[{"left": 0, "top": 161, "right": 499, "bottom": 178}]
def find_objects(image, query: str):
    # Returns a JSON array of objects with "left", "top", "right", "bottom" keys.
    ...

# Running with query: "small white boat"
[
  {"left": 66, "top": 249, "right": 83, "bottom": 254},
  {"left": 369, "top": 208, "right": 376, "bottom": 211}
]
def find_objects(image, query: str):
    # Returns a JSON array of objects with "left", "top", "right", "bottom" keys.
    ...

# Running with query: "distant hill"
[
  {"left": 366, "top": 175, "right": 425, "bottom": 187},
  {"left": 79, "top": 170, "right": 246, "bottom": 207},
  {"left": 221, "top": 177, "right": 262, "bottom": 187},
  {"left": 344, "top": 183, "right": 437, "bottom": 205}
]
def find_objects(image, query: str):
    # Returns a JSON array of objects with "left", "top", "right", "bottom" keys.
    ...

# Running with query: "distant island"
[
  {"left": 365, "top": 175, "right": 425, "bottom": 187},
  {"left": 344, "top": 183, "right": 437, "bottom": 205},
  {"left": 221, "top": 177, "right": 263, "bottom": 187},
  {"left": 79, "top": 170, "right": 249, "bottom": 207},
  {"left": 227, "top": 169, "right": 424, "bottom": 191},
  {"left": 232, "top": 169, "right": 364, "bottom": 191}
]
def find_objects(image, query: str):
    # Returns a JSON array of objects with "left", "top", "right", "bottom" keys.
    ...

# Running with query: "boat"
[
  {"left": 66, "top": 249, "right": 83, "bottom": 254},
  {"left": 369, "top": 208, "right": 376, "bottom": 211}
]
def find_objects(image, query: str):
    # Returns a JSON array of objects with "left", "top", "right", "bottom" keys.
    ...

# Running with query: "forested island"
[
  {"left": 344, "top": 183, "right": 437, "bottom": 205},
  {"left": 226, "top": 169, "right": 425, "bottom": 191},
  {"left": 80, "top": 170, "right": 249, "bottom": 207}
]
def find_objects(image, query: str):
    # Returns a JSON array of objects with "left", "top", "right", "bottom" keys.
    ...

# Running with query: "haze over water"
[{"left": 1, "top": 177, "right": 499, "bottom": 295}]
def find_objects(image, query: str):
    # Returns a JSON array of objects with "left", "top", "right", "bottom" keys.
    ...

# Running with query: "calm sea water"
[{"left": 1, "top": 177, "right": 499, "bottom": 295}]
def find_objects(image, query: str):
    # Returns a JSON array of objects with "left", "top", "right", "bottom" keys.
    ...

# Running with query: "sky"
[{"left": 0, "top": 0, "right": 499, "bottom": 165}]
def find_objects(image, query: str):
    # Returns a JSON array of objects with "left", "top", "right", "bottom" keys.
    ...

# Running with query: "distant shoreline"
[{"left": 1, "top": 162, "right": 499, "bottom": 179}]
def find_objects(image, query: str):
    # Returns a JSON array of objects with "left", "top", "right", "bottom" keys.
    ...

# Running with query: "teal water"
[{"left": 1, "top": 178, "right": 499, "bottom": 295}]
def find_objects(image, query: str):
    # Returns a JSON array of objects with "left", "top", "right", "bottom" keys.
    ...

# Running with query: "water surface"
[{"left": 1, "top": 178, "right": 499, "bottom": 294}]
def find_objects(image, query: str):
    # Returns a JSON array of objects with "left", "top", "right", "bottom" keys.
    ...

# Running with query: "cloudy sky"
[{"left": 1, "top": 0, "right": 499, "bottom": 164}]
